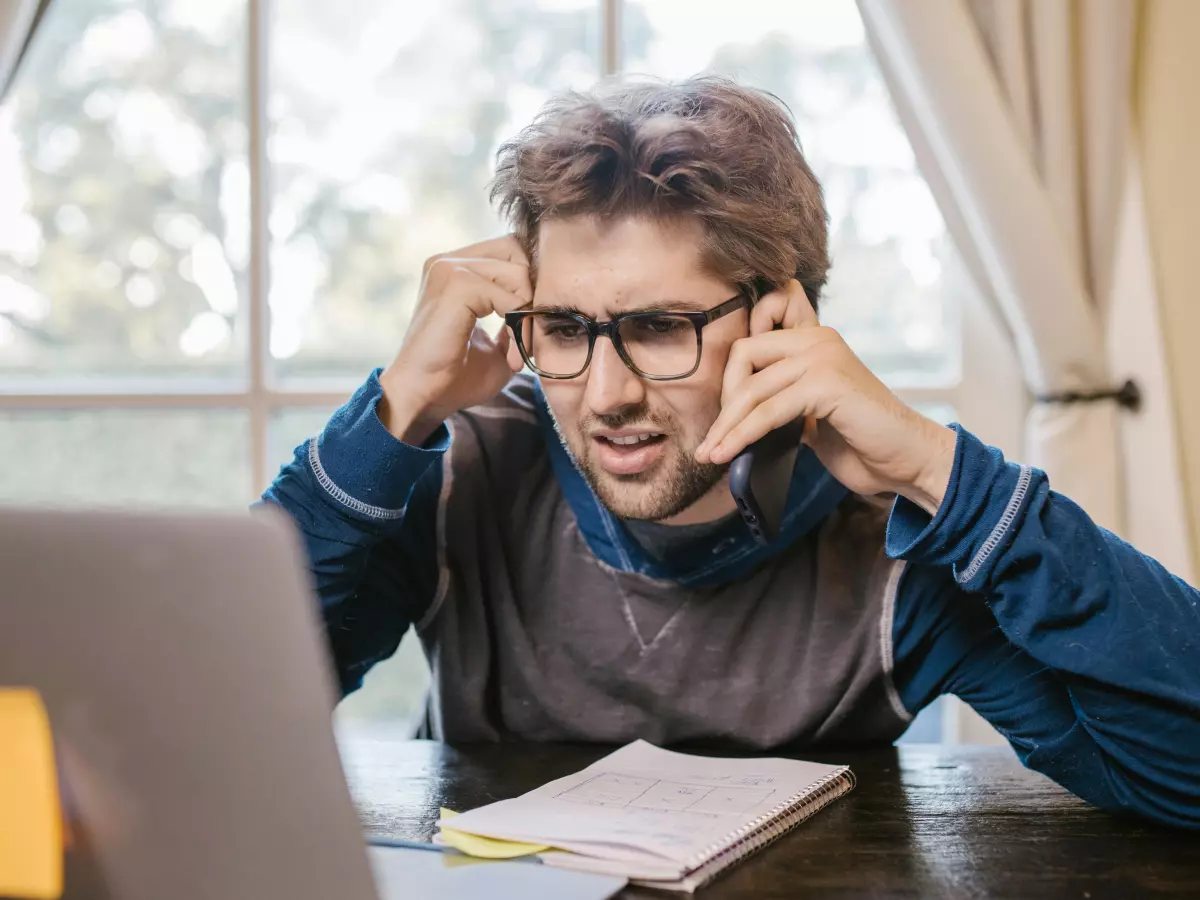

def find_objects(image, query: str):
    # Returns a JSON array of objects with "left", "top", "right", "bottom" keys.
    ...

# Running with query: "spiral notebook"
[{"left": 437, "top": 740, "right": 854, "bottom": 893}]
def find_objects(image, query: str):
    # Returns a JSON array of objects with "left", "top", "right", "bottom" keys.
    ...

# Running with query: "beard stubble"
[{"left": 552, "top": 401, "right": 727, "bottom": 522}]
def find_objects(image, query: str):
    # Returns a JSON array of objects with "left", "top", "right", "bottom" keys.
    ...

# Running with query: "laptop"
[{"left": 0, "top": 507, "right": 624, "bottom": 900}]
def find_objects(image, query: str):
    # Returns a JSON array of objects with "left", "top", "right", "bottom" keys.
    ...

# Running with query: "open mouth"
[
  {"left": 591, "top": 432, "right": 668, "bottom": 476},
  {"left": 600, "top": 433, "right": 665, "bottom": 448}
]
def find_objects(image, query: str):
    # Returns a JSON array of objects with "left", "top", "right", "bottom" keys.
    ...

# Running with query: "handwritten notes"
[{"left": 439, "top": 740, "right": 846, "bottom": 879}]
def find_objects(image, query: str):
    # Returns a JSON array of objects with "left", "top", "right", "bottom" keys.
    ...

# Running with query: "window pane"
[
  {"left": 334, "top": 633, "right": 431, "bottom": 733},
  {"left": 0, "top": 0, "right": 249, "bottom": 381},
  {"left": 271, "top": 405, "right": 430, "bottom": 730},
  {"left": 269, "top": 0, "right": 601, "bottom": 380},
  {"left": 268, "top": 406, "right": 335, "bottom": 484},
  {"left": 898, "top": 696, "right": 944, "bottom": 744},
  {"left": 623, "top": 0, "right": 967, "bottom": 383},
  {"left": 0, "top": 409, "right": 250, "bottom": 507}
]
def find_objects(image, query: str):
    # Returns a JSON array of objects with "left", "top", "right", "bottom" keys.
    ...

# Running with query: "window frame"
[
  {"left": 0, "top": 0, "right": 1026, "bottom": 745},
  {"left": 0, "top": 0, "right": 983, "bottom": 495}
]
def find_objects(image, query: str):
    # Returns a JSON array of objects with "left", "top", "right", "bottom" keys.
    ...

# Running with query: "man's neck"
[{"left": 656, "top": 474, "right": 738, "bottom": 526}]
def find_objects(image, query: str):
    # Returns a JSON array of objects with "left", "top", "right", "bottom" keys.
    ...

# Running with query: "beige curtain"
[
  {"left": 0, "top": 0, "right": 49, "bottom": 100},
  {"left": 857, "top": 0, "right": 1137, "bottom": 531}
]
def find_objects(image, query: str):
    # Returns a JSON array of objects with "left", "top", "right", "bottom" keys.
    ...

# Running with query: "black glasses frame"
[{"left": 504, "top": 293, "right": 749, "bottom": 381}]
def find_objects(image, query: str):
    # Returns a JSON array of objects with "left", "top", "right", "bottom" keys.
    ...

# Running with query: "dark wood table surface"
[{"left": 338, "top": 734, "right": 1198, "bottom": 899}]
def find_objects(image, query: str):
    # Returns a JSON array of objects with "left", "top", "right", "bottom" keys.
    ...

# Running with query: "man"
[{"left": 264, "top": 78, "right": 1200, "bottom": 828}]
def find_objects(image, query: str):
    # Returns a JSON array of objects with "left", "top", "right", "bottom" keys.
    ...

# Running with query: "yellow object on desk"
[
  {"left": 437, "top": 808, "right": 550, "bottom": 859},
  {"left": 0, "top": 688, "right": 63, "bottom": 900}
]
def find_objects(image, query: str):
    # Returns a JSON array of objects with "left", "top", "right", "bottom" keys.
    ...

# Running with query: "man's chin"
[
  {"left": 580, "top": 453, "right": 726, "bottom": 522},
  {"left": 590, "top": 477, "right": 672, "bottom": 521}
]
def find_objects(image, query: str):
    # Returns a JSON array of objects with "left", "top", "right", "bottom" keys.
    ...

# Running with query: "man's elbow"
[
  {"left": 1025, "top": 729, "right": 1200, "bottom": 830},
  {"left": 1089, "top": 760, "right": 1200, "bottom": 831}
]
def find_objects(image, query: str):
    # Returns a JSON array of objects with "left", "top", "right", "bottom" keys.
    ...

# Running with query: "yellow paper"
[
  {"left": 437, "top": 808, "right": 549, "bottom": 859},
  {"left": 0, "top": 688, "right": 63, "bottom": 899}
]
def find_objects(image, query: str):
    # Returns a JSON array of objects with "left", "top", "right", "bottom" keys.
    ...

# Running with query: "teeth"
[{"left": 609, "top": 434, "right": 658, "bottom": 446}]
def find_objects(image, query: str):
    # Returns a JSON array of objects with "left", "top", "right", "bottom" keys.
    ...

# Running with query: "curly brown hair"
[{"left": 490, "top": 76, "right": 829, "bottom": 309}]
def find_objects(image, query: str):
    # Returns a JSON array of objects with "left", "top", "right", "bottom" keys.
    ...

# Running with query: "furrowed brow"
[
  {"left": 531, "top": 303, "right": 590, "bottom": 316},
  {"left": 646, "top": 300, "right": 709, "bottom": 313},
  {"left": 532, "top": 298, "right": 711, "bottom": 316}
]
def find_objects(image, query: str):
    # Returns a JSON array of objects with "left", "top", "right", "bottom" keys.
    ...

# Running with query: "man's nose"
[{"left": 584, "top": 338, "right": 645, "bottom": 416}]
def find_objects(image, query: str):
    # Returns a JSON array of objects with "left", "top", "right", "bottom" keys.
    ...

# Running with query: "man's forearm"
[
  {"left": 260, "top": 369, "right": 446, "bottom": 693},
  {"left": 889, "top": 427, "right": 1200, "bottom": 827}
]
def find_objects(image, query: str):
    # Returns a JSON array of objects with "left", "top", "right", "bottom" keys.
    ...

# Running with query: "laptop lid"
[{"left": 0, "top": 506, "right": 378, "bottom": 900}]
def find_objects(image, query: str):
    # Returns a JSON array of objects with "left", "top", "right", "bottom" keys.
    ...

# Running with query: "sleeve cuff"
[
  {"left": 309, "top": 368, "right": 449, "bottom": 521},
  {"left": 885, "top": 425, "right": 1036, "bottom": 590}
]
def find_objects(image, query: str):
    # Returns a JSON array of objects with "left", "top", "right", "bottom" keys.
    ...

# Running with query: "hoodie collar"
[{"left": 533, "top": 384, "right": 847, "bottom": 589}]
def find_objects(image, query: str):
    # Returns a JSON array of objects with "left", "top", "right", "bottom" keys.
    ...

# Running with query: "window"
[
  {"left": 625, "top": 0, "right": 964, "bottom": 386},
  {"left": 268, "top": 0, "right": 600, "bottom": 381},
  {"left": 1, "top": 0, "right": 1021, "bottom": 741}
]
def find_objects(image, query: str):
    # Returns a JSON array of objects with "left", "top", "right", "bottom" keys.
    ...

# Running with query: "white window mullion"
[
  {"left": 0, "top": 390, "right": 350, "bottom": 410},
  {"left": 248, "top": 0, "right": 272, "bottom": 495},
  {"left": 602, "top": 0, "right": 621, "bottom": 76},
  {"left": 0, "top": 392, "right": 250, "bottom": 410}
]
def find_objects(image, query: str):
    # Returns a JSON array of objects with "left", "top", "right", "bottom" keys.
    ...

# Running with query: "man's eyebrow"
[
  {"left": 532, "top": 299, "right": 711, "bottom": 316},
  {"left": 533, "top": 303, "right": 589, "bottom": 316},
  {"left": 649, "top": 299, "right": 709, "bottom": 312}
]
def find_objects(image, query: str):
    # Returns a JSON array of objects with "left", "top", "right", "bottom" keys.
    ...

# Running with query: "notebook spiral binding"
[{"left": 679, "top": 767, "right": 856, "bottom": 889}]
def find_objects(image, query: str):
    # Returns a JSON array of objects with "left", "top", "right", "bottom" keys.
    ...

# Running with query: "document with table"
[{"left": 437, "top": 740, "right": 854, "bottom": 893}]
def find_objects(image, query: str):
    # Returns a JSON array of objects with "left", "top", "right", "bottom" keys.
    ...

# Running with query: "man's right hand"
[{"left": 378, "top": 236, "right": 532, "bottom": 445}]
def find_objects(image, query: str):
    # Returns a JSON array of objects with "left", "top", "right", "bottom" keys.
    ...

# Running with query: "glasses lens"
[
  {"left": 617, "top": 314, "right": 700, "bottom": 378},
  {"left": 523, "top": 313, "right": 591, "bottom": 377}
]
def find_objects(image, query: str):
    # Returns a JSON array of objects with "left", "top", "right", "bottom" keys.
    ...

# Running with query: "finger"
[
  {"left": 425, "top": 257, "right": 532, "bottom": 302},
  {"left": 707, "top": 386, "right": 809, "bottom": 465},
  {"left": 720, "top": 328, "right": 835, "bottom": 410},
  {"left": 445, "top": 258, "right": 533, "bottom": 304},
  {"left": 714, "top": 365, "right": 850, "bottom": 464},
  {"left": 748, "top": 288, "right": 790, "bottom": 336},
  {"left": 465, "top": 234, "right": 529, "bottom": 265},
  {"left": 782, "top": 280, "right": 818, "bottom": 329},
  {"left": 441, "top": 266, "right": 532, "bottom": 330},
  {"left": 698, "top": 356, "right": 807, "bottom": 461},
  {"left": 425, "top": 235, "right": 529, "bottom": 275}
]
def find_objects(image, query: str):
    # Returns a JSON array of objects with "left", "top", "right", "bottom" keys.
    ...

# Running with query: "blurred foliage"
[
  {"left": 0, "top": 0, "right": 964, "bottom": 732},
  {"left": 0, "top": 0, "right": 247, "bottom": 375}
]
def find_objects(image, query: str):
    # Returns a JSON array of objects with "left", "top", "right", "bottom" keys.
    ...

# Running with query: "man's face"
[{"left": 530, "top": 216, "right": 748, "bottom": 523}]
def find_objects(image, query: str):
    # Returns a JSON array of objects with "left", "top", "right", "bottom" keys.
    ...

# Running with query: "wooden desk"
[{"left": 339, "top": 735, "right": 1197, "bottom": 898}]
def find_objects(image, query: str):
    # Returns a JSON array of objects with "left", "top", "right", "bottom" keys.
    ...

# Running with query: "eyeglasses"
[{"left": 504, "top": 294, "right": 749, "bottom": 381}]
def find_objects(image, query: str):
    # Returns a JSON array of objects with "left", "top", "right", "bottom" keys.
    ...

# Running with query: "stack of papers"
[{"left": 437, "top": 740, "right": 854, "bottom": 893}]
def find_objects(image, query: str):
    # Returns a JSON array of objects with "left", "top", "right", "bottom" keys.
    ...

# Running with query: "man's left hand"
[{"left": 694, "top": 280, "right": 957, "bottom": 515}]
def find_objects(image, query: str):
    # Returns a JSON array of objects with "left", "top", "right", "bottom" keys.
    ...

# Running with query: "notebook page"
[{"left": 442, "top": 740, "right": 847, "bottom": 868}]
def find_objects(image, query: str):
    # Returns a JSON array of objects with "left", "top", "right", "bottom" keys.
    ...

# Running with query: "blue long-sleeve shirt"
[{"left": 263, "top": 371, "right": 1200, "bottom": 828}]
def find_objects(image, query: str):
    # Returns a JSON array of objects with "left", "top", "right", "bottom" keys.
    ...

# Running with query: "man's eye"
[
  {"left": 542, "top": 321, "right": 585, "bottom": 339},
  {"left": 635, "top": 316, "right": 688, "bottom": 336}
]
